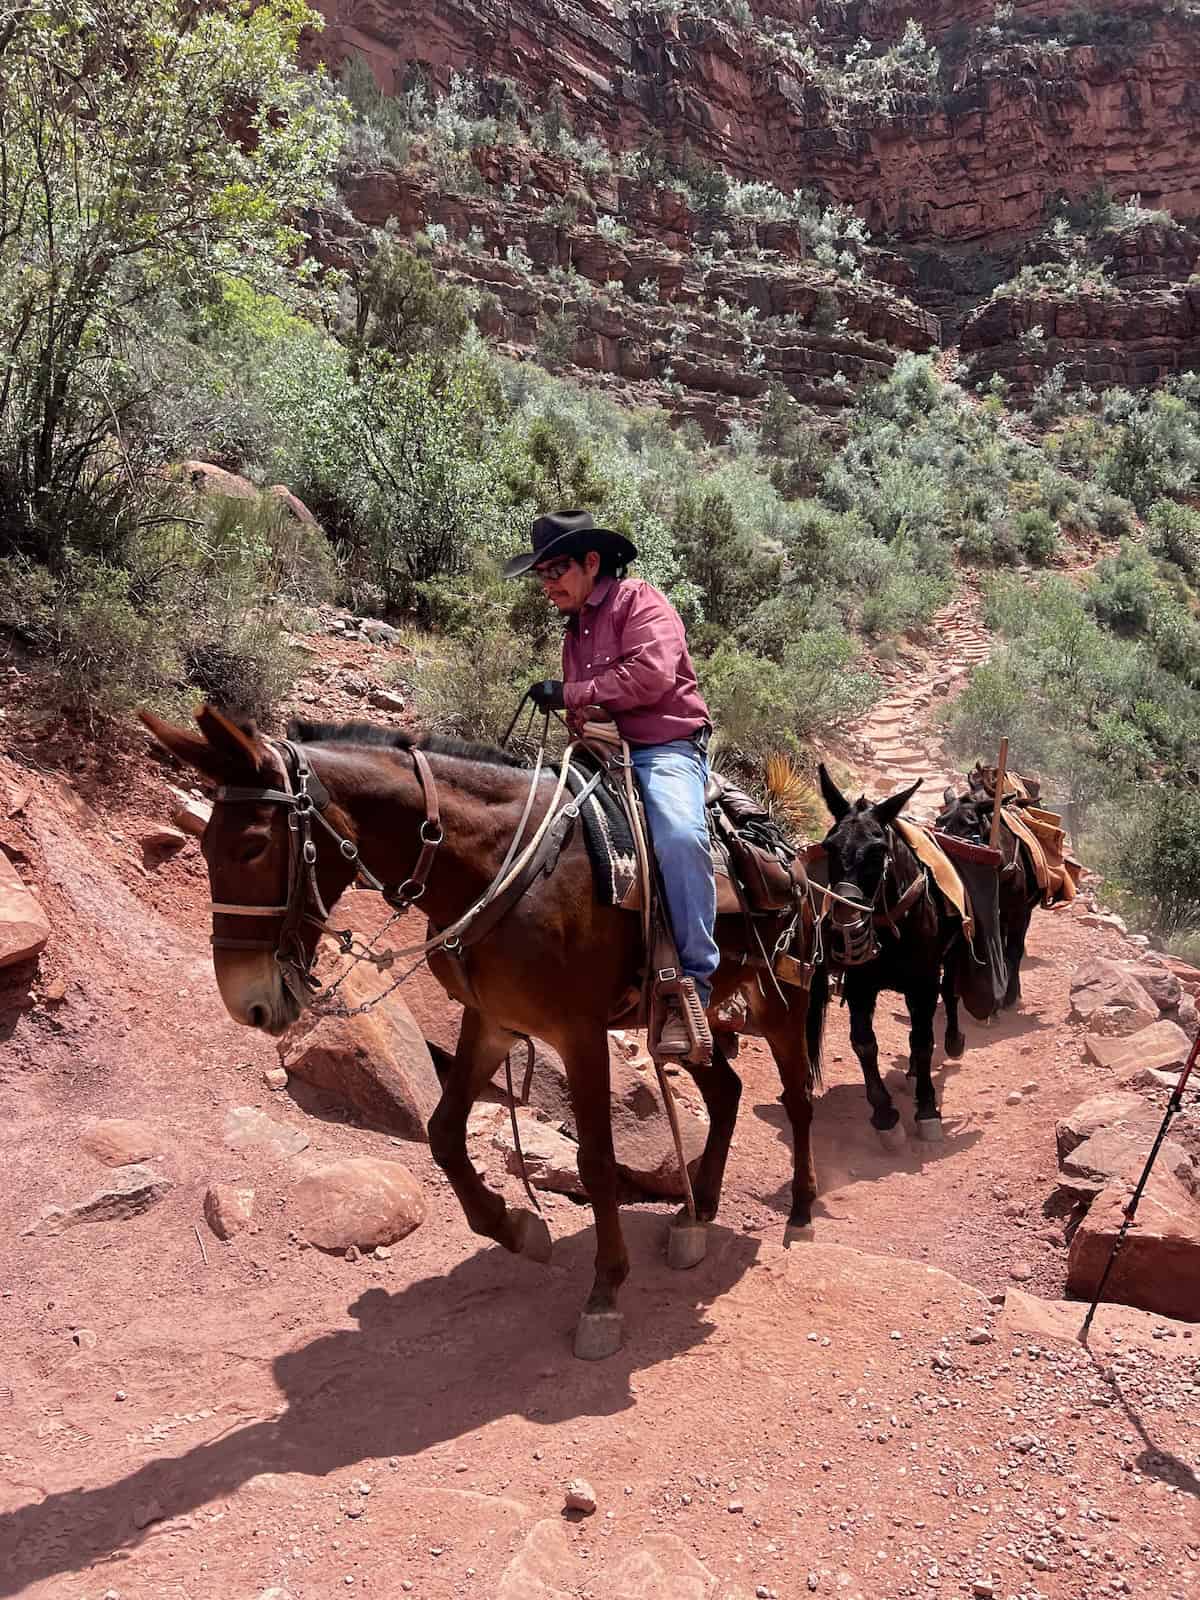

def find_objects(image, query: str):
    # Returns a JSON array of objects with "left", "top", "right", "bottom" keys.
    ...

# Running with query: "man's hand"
[{"left": 528, "top": 679, "right": 565, "bottom": 712}]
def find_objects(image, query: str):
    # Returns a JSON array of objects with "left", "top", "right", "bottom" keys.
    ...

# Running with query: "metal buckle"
[
  {"left": 303, "top": 840, "right": 317, "bottom": 865},
  {"left": 395, "top": 878, "right": 425, "bottom": 903},
  {"left": 293, "top": 792, "right": 314, "bottom": 815},
  {"left": 419, "top": 820, "right": 444, "bottom": 846},
  {"left": 339, "top": 838, "right": 359, "bottom": 860},
  {"left": 657, "top": 966, "right": 678, "bottom": 982}
]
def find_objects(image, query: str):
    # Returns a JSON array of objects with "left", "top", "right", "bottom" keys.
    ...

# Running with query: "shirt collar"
[{"left": 566, "top": 574, "right": 616, "bottom": 629}]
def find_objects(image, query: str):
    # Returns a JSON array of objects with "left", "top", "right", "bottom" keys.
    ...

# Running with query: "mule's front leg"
[
  {"left": 565, "top": 1034, "right": 630, "bottom": 1360},
  {"left": 760, "top": 1000, "right": 818, "bottom": 1240},
  {"left": 847, "top": 982, "right": 903, "bottom": 1147},
  {"left": 905, "top": 983, "right": 943, "bottom": 1141},
  {"left": 428, "top": 1009, "right": 551, "bottom": 1263}
]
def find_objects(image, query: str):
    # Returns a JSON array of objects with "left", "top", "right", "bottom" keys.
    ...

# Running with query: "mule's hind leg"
[
  {"left": 759, "top": 995, "right": 818, "bottom": 1240},
  {"left": 1003, "top": 900, "right": 1035, "bottom": 1010},
  {"left": 941, "top": 965, "right": 965, "bottom": 1059},
  {"left": 905, "top": 982, "right": 943, "bottom": 1140},
  {"left": 665, "top": 1033, "right": 742, "bottom": 1268},
  {"left": 846, "top": 983, "right": 903, "bottom": 1144},
  {"left": 562, "top": 1030, "right": 630, "bottom": 1359},
  {"left": 428, "top": 1008, "right": 550, "bottom": 1262}
]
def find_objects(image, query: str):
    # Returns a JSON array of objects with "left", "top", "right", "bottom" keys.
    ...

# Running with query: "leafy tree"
[
  {"left": 353, "top": 236, "right": 471, "bottom": 363},
  {"left": 0, "top": 0, "right": 345, "bottom": 564}
]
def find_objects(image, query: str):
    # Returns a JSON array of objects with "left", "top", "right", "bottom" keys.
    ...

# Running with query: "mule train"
[{"left": 142, "top": 706, "right": 1075, "bottom": 1358}]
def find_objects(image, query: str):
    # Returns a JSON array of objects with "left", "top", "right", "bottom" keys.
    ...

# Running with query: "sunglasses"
[{"left": 531, "top": 557, "right": 576, "bottom": 582}]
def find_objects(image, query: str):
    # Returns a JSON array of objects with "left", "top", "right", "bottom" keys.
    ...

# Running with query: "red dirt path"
[{"left": 1, "top": 624, "right": 1198, "bottom": 1600}]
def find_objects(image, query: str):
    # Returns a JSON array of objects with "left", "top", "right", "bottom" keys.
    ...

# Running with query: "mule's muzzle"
[{"left": 829, "top": 881, "right": 880, "bottom": 967}]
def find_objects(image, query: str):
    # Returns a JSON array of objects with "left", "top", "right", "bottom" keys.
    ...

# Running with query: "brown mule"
[{"left": 141, "top": 706, "right": 820, "bottom": 1359}]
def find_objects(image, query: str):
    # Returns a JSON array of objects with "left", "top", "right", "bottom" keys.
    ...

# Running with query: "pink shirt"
[{"left": 561, "top": 576, "right": 711, "bottom": 747}]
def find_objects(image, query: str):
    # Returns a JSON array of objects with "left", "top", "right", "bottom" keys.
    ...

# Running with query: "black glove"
[{"left": 528, "top": 679, "right": 565, "bottom": 712}]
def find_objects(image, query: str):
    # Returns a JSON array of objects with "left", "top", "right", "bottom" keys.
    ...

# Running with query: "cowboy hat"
[{"left": 501, "top": 509, "right": 638, "bottom": 580}]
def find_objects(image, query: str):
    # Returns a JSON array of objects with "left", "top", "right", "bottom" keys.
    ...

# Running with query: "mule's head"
[
  {"left": 817, "top": 764, "right": 921, "bottom": 965},
  {"left": 936, "top": 786, "right": 987, "bottom": 842},
  {"left": 140, "top": 705, "right": 350, "bottom": 1035}
]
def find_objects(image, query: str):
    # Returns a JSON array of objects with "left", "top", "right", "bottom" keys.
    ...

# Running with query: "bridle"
[
  {"left": 823, "top": 833, "right": 928, "bottom": 969},
  {"left": 209, "top": 738, "right": 443, "bottom": 1009}
]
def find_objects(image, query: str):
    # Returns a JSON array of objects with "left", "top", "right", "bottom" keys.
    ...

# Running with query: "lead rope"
[{"left": 504, "top": 1036, "right": 542, "bottom": 1213}]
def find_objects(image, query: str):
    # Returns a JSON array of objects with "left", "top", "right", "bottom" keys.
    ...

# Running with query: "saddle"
[{"left": 704, "top": 770, "right": 806, "bottom": 914}]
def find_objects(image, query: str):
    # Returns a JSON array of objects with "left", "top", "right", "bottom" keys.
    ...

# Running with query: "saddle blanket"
[{"left": 562, "top": 761, "right": 640, "bottom": 909}]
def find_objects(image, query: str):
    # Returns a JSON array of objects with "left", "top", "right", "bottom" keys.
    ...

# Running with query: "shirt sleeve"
[{"left": 563, "top": 587, "right": 682, "bottom": 714}]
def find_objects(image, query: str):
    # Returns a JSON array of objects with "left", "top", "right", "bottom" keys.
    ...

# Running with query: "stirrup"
[{"left": 652, "top": 972, "right": 712, "bottom": 1065}]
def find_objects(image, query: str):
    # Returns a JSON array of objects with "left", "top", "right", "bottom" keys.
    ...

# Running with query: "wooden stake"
[
  {"left": 193, "top": 1223, "right": 209, "bottom": 1267},
  {"left": 989, "top": 736, "right": 1010, "bottom": 852}
]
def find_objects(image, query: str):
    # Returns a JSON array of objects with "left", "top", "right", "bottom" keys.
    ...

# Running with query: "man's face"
[{"left": 534, "top": 549, "right": 600, "bottom": 614}]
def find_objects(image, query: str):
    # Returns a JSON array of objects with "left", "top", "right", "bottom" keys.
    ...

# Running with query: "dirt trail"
[{"left": 1, "top": 609, "right": 1198, "bottom": 1600}]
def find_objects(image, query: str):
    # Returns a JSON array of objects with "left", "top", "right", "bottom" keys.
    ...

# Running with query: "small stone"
[
  {"left": 264, "top": 1067, "right": 288, "bottom": 1092},
  {"left": 203, "top": 1184, "right": 255, "bottom": 1241},
  {"left": 966, "top": 1326, "right": 993, "bottom": 1345},
  {"left": 564, "top": 1478, "right": 597, "bottom": 1515},
  {"left": 728, "top": 1499, "right": 745, "bottom": 1514},
  {"left": 931, "top": 1351, "right": 954, "bottom": 1371},
  {"left": 115, "top": 1390, "right": 127, "bottom": 1401},
  {"left": 973, "top": 1583, "right": 995, "bottom": 1599},
  {"left": 71, "top": 1327, "right": 97, "bottom": 1349},
  {"left": 345, "top": 1244, "right": 360, "bottom": 1263},
  {"left": 140, "top": 825, "right": 187, "bottom": 852},
  {"left": 808, "top": 1574, "right": 819, "bottom": 1592},
  {"left": 1010, "top": 1262, "right": 1034, "bottom": 1282},
  {"left": 1021, "top": 1080, "right": 1038, "bottom": 1094},
  {"left": 367, "top": 688, "right": 406, "bottom": 713},
  {"left": 1006, "top": 1091, "right": 1023, "bottom": 1106}
]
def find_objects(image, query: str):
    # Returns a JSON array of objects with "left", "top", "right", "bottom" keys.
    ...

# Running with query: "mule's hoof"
[
  {"left": 945, "top": 1034, "right": 966, "bottom": 1061},
  {"left": 666, "top": 1221, "right": 707, "bottom": 1270},
  {"left": 916, "top": 1116, "right": 944, "bottom": 1144},
  {"left": 574, "top": 1311, "right": 624, "bottom": 1361},
  {"left": 878, "top": 1122, "right": 908, "bottom": 1152},
  {"left": 513, "top": 1209, "right": 552, "bottom": 1263},
  {"left": 784, "top": 1222, "right": 813, "bottom": 1248}
]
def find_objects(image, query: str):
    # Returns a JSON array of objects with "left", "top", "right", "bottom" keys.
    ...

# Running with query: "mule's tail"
[{"left": 806, "top": 960, "right": 828, "bottom": 1093}]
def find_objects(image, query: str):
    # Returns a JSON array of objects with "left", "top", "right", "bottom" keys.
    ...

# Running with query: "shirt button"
[
  {"left": 585, "top": 663, "right": 592, "bottom": 669},
  {"left": 584, "top": 628, "right": 589, "bottom": 635}
]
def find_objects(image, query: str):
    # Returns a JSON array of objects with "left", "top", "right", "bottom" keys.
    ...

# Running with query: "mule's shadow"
[{"left": 0, "top": 1216, "right": 757, "bottom": 1597}]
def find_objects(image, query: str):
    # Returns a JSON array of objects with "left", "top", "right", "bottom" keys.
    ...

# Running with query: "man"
[{"left": 503, "top": 509, "right": 718, "bottom": 1055}]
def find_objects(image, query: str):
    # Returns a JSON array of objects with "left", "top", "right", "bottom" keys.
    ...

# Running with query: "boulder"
[
  {"left": 367, "top": 687, "right": 406, "bottom": 713},
  {"left": 1084, "top": 1019, "right": 1191, "bottom": 1076},
  {"left": 140, "top": 825, "right": 187, "bottom": 852},
  {"left": 1069, "top": 957, "right": 1158, "bottom": 1026},
  {"left": 524, "top": 1036, "right": 708, "bottom": 1198},
  {"left": 1055, "top": 1092, "right": 1145, "bottom": 1161},
  {"left": 491, "top": 1108, "right": 585, "bottom": 1197},
  {"left": 266, "top": 484, "right": 321, "bottom": 527},
  {"left": 23, "top": 1166, "right": 174, "bottom": 1235},
  {"left": 181, "top": 460, "right": 257, "bottom": 501},
  {"left": 1176, "top": 994, "right": 1199, "bottom": 1037},
  {"left": 1128, "top": 963, "right": 1183, "bottom": 1013},
  {"left": 1067, "top": 1173, "right": 1200, "bottom": 1322},
  {"left": 222, "top": 1105, "right": 310, "bottom": 1159},
  {"left": 1082, "top": 1000, "right": 1159, "bottom": 1039},
  {"left": 281, "top": 965, "right": 440, "bottom": 1142},
  {"left": 291, "top": 1157, "right": 425, "bottom": 1253},
  {"left": 80, "top": 1118, "right": 162, "bottom": 1167},
  {"left": 0, "top": 851, "right": 50, "bottom": 969},
  {"left": 1161, "top": 955, "right": 1200, "bottom": 993},
  {"left": 204, "top": 1184, "right": 255, "bottom": 1241}
]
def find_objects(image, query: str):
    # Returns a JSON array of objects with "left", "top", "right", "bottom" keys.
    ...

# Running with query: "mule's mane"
[{"left": 287, "top": 719, "right": 527, "bottom": 770}]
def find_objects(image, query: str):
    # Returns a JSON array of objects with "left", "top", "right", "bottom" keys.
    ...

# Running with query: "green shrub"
[
  {"left": 1149, "top": 498, "right": 1200, "bottom": 581},
  {"left": 1113, "top": 786, "right": 1200, "bottom": 937}
]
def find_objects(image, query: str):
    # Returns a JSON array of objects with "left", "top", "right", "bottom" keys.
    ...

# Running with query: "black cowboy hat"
[{"left": 501, "top": 509, "right": 638, "bottom": 580}]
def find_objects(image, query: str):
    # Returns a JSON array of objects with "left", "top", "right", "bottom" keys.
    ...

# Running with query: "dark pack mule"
[
  {"left": 937, "top": 787, "right": 1038, "bottom": 1011},
  {"left": 141, "top": 705, "right": 820, "bottom": 1360},
  {"left": 808, "top": 764, "right": 966, "bottom": 1145}
]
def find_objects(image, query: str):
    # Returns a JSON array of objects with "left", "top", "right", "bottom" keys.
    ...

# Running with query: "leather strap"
[{"left": 387, "top": 747, "right": 444, "bottom": 908}]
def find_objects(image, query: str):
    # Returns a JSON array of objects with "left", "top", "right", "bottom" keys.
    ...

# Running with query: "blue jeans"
[{"left": 630, "top": 738, "right": 719, "bottom": 1007}]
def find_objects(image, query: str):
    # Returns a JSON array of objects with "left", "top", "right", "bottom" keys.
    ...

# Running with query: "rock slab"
[
  {"left": 222, "top": 1105, "right": 310, "bottom": 1159},
  {"left": 1067, "top": 1173, "right": 1200, "bottom": 1322},
  {"left": 493, "top": 1109, "right": 585, "bottom": 1197},
  {"left": 1069, "top": 957, "right": 1158, "bottom": 1029},
  {"left": 0, "top": 851, "right": 50, "bottom": 969},
  {"left": 291, "top": 1157, "right": 425, "bottom": 1253},
  {"left": 24, "top": 1166, "right": 174, "bottom": 1235},
  {"left": 1084, "top": 1019, "right": 1191, "bottom": 1076},
  {"left": 1055, "top": 1092, "right": 1144, "bottom": 1161}
]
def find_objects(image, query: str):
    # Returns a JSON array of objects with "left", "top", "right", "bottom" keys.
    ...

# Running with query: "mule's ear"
[
  {"left": 873, "top": 777, "right": 922, "bottom": 830},
  {"left": 194, "top": 704, "right": 268, "bottom": 776},
  {"left": 139, "top": 706, "right": 264, "bottom": 784},
  {"left": 943, "top": 786, "right": 958, "bottom": 809},
  {"left": 817, "top": 762, "right": 850, "bottom": 822}
]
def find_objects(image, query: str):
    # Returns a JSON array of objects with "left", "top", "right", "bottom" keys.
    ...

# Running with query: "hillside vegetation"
[{"left": 3, "top": 0, "right": 1200, "bottom": 939}]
